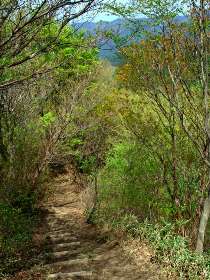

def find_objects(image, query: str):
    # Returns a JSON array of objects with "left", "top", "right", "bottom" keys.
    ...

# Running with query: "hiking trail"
[{"left": 42, "top": 168, "right": 166, "bottom": 280}]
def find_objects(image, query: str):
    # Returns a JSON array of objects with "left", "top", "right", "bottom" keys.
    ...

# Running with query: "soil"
[{"left": 5, "top": 168, "right": 167, "bottom": 280}]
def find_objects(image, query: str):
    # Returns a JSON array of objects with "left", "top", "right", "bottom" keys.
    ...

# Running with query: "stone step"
[
  {"left": 45, "top": 257, "right": 89, "bottom": 271},
  {"left": 47, "top": 210, "right": 75, "bottom": 215},
  {"left": 47, "top": 248, "right": 85, "bottom": 262},
  {"left": 47, "top": 227, "right": 75, "bottom": 233},
  {"left": 46, "top": 216, "right": 75, "bottom": 222},
  {"left": 48, "top": 230, "right": 75, "bottom": 236},
  {"left": 47, "top": 223, "right": 74, "bottom": 228},
  {"left": 47, "top": 271, "right": 93, "bottom": 279},
  {"left": 52, "top": 242, "right": 81, "bottom": 252},
  {"left": 48, "top": 201, "right": 77, "bottom": 208},
  {"left": 47, "top": 221, "right": 72, "bottom": 226},
  {"left": 47, "top": 229, "right": 74, "bottom": 234},
  {"left": 47, "top": 221, "right": 75, "bottom": 228},
  {"left": 47, "top": 235, "right": 77, "bottom": 244},
  {"left": 47, "top": 232, "right": 75, "bottom": 239}
]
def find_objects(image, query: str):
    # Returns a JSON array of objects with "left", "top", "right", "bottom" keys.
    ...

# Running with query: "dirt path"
[{"left": 42, "top": 171, "right": 166, "bottom": 280}]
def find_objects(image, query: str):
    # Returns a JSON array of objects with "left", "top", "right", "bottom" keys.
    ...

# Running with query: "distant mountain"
[
  {"left": 75, "top": 19, "right": 127, "bottom": 65},
  {"left": 75, "top": 16, "right": 187, "bottom": 65}
]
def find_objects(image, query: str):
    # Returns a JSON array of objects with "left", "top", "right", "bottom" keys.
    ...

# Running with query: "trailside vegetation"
[
  {"left": 0, "top": 0, "right": 209, "bottom": 279},
  {"left": 0, "top": 0, "right": 99, "bottom": 276}
]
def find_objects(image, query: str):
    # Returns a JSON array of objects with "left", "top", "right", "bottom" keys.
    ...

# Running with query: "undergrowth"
[
  {"left": 93, "top": 212, "right": 210, "bottom": 279},
  {"left": 89, "top": 141, "right": 210, "bottom": 279},
  {"left": 0, "top": 202, "right": 42, "bottom": 277}
]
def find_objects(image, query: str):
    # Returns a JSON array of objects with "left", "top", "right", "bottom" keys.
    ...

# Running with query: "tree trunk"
[
  {"left": 195, "top": 0, "right": 210, "bottom": 254},
  {"left": 87, "top": 175, "right": 98, "bottom": 224},
  {"left": 196, "top": 187, "right": 210, "bottom": 253},
  {"left": 0, "top": 127, "right": 8, "bottom": 161},
  {"left": 0, "top": 101, "right": 8, "bottom": 162}
]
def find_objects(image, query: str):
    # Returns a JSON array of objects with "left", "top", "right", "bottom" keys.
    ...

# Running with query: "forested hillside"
[
  {"left": 0, "top": 0, "right": 209, "bottom": 279},
  {"left": 76, "top": 16, "right": 188, "bottom": 64}
]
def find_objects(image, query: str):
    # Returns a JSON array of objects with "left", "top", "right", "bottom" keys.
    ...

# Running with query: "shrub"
[
  {"left": 94, "top": 212, "right": 210, "bottom": 279},
  {"left": 0, "top": 202, "right": 40, "bottom": 276}
]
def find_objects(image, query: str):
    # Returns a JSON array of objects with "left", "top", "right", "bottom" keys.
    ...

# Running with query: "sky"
[
  {"left": 89, "top": 0, "right": 126, "bottom": 22},
  {"left": 79, "top": 10, "right": 119, "bottom": 23},
  {"left": 94, "top": 13, "right": 119, "bottom": 22},
  {"left": 85, "top": 0, "right": 189, "bottom": 22}
]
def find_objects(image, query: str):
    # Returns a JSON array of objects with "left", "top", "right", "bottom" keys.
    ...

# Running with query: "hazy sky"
[
  {"left": 94, "top": 13, "right": 118, "bottom": 22},
  {"left": 80, "top": 10, "right": 119, "bottom": 23},
  {"left": 89, "top": 0, "right": 188, "bottom": 22},
  {"left": 91, "top": 0, "right": 125, "bottom": 22},
  {"left": 77, "top": 7, "right": 119, "bottom": 23}
]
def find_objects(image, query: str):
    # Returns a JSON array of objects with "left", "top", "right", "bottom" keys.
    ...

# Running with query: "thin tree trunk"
[
  {"left": 195, "top": 0, "right": 210, "bottom": 253},
  {"left": 196, "top": 186, "right": 210, "bottom": 253},
  {"left": 0, "top": 99, "right": 8, "bottom": 162},
  {"left": 87, "top": 175, "right": 98, "bottom": 224},
  {"left": 170, "top": 113, "right": 180, "bottom": 219},
  {"left": 0, "top": 126, "right": 8, "bottom": 161}
]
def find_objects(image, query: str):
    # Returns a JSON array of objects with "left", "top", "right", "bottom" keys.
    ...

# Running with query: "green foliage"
[
  {"left": 93, "top": 210, "right": 210, "bottom": 279},
  {"left": 114, "top": 10, "right": 209, "bottom": 247},
  {"left": 0, "top": 1, "right": 209, "bottom": 276},
  {"left": 0, "top": 202, "right": 40, "bottom": 275},
  {"left": 76, "top": 154, "right": 97, "bottom": 174},
  {"left": 0, "top": 0, "right": 98, "bottom": 87},
  {"left": 95, "top": 141, "right": 163, "bottom": 221},
  {"left": 95, "top": 117, "right": 201, "bottom": 225},
  {"left": 134, "top": 218, "right": 210, "bottom": 279},
  {"left": 89, "top": 121, "right": 209, "bottom": 277},
  {"left": 0, "top": 12, "right": 98, "bottom": 275},
  {"left": 40, "top": 112, "right": 56, "bottom": 127}
]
